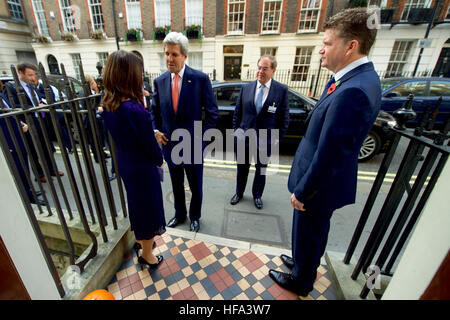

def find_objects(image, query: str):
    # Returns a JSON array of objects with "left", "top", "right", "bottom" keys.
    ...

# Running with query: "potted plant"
[
  {"left": 91, "top": 29, "right": 106, "bottom": 40},
  {"left": 125, "top": 28, "right": 143, "bottom": 44},
  {"left": 61, "top": 31, "right": 76, "bottom": 42},
  {"left": 184, "top": 24, "right": 202, "bottom": 40},
  {"left": 35, "top": 34, "right": 51, "bottom": 44},
  {"left": 153, "top": 26, "right": 170, "bottom": 41}
]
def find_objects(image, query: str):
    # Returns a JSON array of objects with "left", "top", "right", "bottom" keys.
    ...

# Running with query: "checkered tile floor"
[{"left": 106, "top": 233, "right": 338, "bottom": 300}]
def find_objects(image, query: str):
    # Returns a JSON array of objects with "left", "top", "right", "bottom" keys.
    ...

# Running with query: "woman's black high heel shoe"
[
  {"left": 138, "top": 255, "right": 163, "bottom": 270},
  {"left": 133, "top": 242, "right": 156, "bottom": 256}
]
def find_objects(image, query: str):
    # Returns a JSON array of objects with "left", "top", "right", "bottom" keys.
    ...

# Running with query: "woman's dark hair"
[{"left": 102, "top": 50, "right": 144, "bottom": 112}]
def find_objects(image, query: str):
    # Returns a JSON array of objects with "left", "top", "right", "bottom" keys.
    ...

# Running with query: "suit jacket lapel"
[
  {"left": 262, "top": 80, "right": 276, "bottom": 112},
  {"left": 165, "top": 72, "right": 176, "bottom": 118},
  {"left": 249, "top": 81, "right": 258, "bottom": 114}
]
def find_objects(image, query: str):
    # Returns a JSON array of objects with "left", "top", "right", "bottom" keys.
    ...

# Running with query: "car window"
[
  {"left": 387, "top": 81, "right": 427, "bottom": 97},
  {"left": 288, "top": 91, "right": 304, "bottom": 109},
  {"left": 215, "top": 85, "right": 241, "bottom": 106},
  {"left": 381, "top": 79, "right": 402, "bottom": 91},
  {"left": 429, "top": 81, "right": 450, "bottom": 97}
]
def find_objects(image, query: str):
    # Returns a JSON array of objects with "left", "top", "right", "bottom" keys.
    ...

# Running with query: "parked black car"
[
  {"left": 212, "top": 81, "right": 396, "bottom": 162},
  {"left": 380, "top": 77, "right": 450, "bottom": 128}
]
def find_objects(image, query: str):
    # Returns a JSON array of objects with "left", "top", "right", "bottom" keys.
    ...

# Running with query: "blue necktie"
[{"left": 256, "top": 84, "right": 265, "bottom": 114}]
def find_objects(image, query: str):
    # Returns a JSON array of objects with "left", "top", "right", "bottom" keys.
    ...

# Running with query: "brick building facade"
[{"left": 5, "top": 0, "right": 450, "bottom": 89}]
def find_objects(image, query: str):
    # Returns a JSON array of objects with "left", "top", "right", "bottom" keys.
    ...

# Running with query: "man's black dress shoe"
[
  {"left": 254, "top": 197, "right": 263, "bottom": 209},
  {"left": 30, "top": 198, "right": 46, "bottom": 206},
  {"left": 280, "top": 254, "right": 295, "bottom": 269},
  {"left": 230, "top": 194, "right": 242, "bottom": 205},
  {"left": 268, "top": 270, "right": 311, "bottom": 297},
  {"left": 109, "top": 173, "right": 117, "bottom": 181},
  {"left": 167, "top": 216, "right": 186, "bottom": 228},
  {"left": 190, "top": 220, "right": 200, "bottom": 232},
  {"left": 35, "top": 191, "right": 42, "bottom": 197}
]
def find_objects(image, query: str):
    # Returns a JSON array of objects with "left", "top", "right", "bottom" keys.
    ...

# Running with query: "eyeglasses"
[{"left": 257, "top": 66, "right": 271, "bottom": 72}]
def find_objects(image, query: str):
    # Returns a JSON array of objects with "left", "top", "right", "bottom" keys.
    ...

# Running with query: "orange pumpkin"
[{"left": 83, "top": 289, "right": 115, "bottom": 300}]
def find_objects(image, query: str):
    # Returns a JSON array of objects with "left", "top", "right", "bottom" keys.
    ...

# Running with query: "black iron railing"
[
  {"left": 343, "top": 94, "right": 450, "bottom": 299},
  {"left": 0, "top": 61, "right": 128, "bottom": 298}
]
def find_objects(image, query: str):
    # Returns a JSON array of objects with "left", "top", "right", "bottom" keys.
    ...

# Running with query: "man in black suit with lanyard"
[{"left": 230, "top": 55, "right": 289, "bottom": 210}]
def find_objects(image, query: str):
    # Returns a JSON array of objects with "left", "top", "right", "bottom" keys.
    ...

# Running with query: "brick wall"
[
  {"left": 285, "top": 0, "right": 299, "bottom": 33},
  {"left": 246, "top": 0, "right": 260, "bottom": 34},
  {"left": 215, "top": 0, "right": 224, "bottom": 35},
  {"left": 204, "top": 0, "right": 216, "bottom": 37}
]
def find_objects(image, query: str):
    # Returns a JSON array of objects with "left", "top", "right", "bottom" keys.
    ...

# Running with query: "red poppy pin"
[{"left": 327, "top": 80, "right": 340, "bottom": 94}]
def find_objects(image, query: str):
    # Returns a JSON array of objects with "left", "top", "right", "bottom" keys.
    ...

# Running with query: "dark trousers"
[
  {"left": 291, "top": 208, "right": 333, "bottom": 291},
  {"left": 26, "top": 117, "right": 55, "bottom": 177},
  {"left": 236, "top": 162, "right": 267, "bottom": 198},
  {"left": 168, "top": 163, "right": 203, "bottom": 221},
  {"left": 235, "top": 140, "right": 269, "bottom": 198}
]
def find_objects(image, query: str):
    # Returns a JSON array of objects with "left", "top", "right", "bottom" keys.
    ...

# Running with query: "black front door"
[
  {"left": 224, "top": 56, "right": 242, "bottom": 80},
  {"left": 433, "top": 47, "right": 450, "bottom": 78},
  {"left": 48, "top": 55, "right": 60, "bottom": 74}
]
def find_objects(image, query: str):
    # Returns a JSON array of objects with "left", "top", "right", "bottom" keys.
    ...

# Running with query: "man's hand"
[
  {"left": 20, "top": 122, "right": 28, "bottom": 133},
  {"left": 154, "top": 131, "right": 168, "bottom": 145},
  {"left": 144, "top": 90, "right": 150, "bottom": 97},
  {"left": 290, "top": 193, "right": 306, "bottom": 211}
]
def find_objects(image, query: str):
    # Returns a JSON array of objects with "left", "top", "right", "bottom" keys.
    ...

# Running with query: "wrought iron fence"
[
  {"left": 0, "top": 61, "right": 128, "bottom": 298},
  {"left": 343, "top": 94, "right": 450, "bottom": 299}
]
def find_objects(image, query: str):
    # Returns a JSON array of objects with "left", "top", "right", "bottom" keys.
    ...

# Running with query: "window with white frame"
[
  {"left": 261, "top": 0, "right": 282, "bottom": 33},
  {"left": 185, "top": 0, "right": 203, "bottom": 27},
  {"left": 367, "top": 0, "right": 387, "bottom": 7},
  {"left": 386, "top": 40, "right": 415, "bottom": 77},
  {"left": 291, "top": 47, "right": 313, "bottom": 81},
  {"left": 401, "top": 0, "right": 427, "bottom": 21},
  {"left": 71, "top": 53, "right": 82, "bottom": 81},
  {"left": 227, "top": 0, "right": 246, "bottom": 35},
  {"left": 188, "top": 52, "right": 203, "bottom": 71},
  {"left": 88, "top": 0, "right": 104, "bottom": 31},
  {"left": 154, "top": 0, "right": 171, "bottom": 27},
  {"left": 260, "top": 47, "right": 277, "bottom": 57},
  {"left": 32, "top": 0, "right": 49, "bottom": 36},
  {"left": 7, "top": 0, "right": 24, "bottom": 20},
  {"left": 298, "top": 0, "right": 321, "bottom": 32},
  {"left": 125, "top": 0, "right": 142, "bottom": 30},
  {"left": 97, "top": 52, "right": 109, "bottom": 67},
  {"left": 59, "top": 0, "right": 76, "bottom": 33},
  {"left": 8, "top": 0, "right": 25, "bottom": 20}
]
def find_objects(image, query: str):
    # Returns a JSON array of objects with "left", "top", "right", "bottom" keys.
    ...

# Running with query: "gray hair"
[
  {"left": 258, "top": 55, "right": 277, "bottom": 70},
  {"left": 163, "top": 32, "right": 189, "bottom": 55}
]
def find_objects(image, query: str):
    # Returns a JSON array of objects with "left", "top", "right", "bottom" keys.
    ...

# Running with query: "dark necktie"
[
  {"left": 27, "top": 84, "right": 44, "bottom": 118},
  {"left": 256, "top": 84, "right": 265, "bottom": 114}
]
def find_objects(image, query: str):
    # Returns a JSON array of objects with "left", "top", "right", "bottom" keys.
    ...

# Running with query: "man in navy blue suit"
[
  {"left": 269, "top": 8, "right": 381, "bottom": 297},
  {"left": 151, "top": 32, "right": 219, "bottom": 232},
  {"left": 230, "top": 55, "right": 289, "bottom": 209}
]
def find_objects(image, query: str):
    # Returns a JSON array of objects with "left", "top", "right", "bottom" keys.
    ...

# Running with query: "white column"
[
  {"left": 382, "top": 158, "right": 450, "bottom": 300},
  {"left": 0, "top": 148, "right": 61, "bottom": 300}
]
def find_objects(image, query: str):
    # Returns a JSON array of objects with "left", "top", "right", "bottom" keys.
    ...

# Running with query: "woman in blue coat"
[{"left": 102, "top": 50, "right": 165, "bottom": 269}]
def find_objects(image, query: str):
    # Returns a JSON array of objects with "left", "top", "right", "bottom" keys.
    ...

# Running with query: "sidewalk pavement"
[{"left": 105, "top": 228, "right": 338, "bottom": 300}]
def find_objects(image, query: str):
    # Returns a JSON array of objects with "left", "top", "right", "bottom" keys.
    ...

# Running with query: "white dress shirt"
[
  {"left": 19, "top": 80, "right": 39, "bottom": 107},
  {"left": 254, "top": 78, "right": 272, "bottom": 107},
  {"left": 333, "top": 56, "right": 369, "bottom": 82}
]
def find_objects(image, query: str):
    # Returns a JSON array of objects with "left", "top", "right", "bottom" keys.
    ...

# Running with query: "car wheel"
[{"left": 359, "top": 131, "right": 381, "bottom": 162}]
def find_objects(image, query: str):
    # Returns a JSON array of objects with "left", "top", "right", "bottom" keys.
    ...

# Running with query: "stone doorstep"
[{"left": 324, "top": 251, "right": 377, "bottom": 300}]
